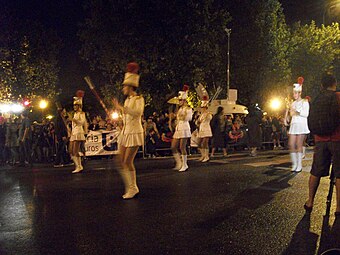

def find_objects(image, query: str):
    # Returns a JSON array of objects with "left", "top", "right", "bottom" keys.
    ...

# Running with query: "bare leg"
[
  {"left": 211, "top": 148, "right": 216, "bottom": 157},
  {"left": 336, "top": 178, "right": 340, "bottom": 213},
  {"left": 201, "top": 138, "right": 210, "bottom": 162},
  {"left": 118, "top": 146, "right": 129, "bottom": 194},
  {"left": 71, "top": 141, "right": 83, "bottom": 173},
  {"left": 179, "top": 138, "right": 189, "bottom": 171},
  {"left": 122, "top": 146, "right": 139, "bottom": 199},
  {"left": 289, "top": 135, "right": 298, "bottom": 171},
  {"left": 306, "top": 174, "right": 321, "bottom": 208},
  {"left": 171, "top": 138, "right": 181, "bottom": 170}
]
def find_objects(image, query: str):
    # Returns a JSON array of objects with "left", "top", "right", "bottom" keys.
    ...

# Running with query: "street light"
[
  {"left": 225, "top": 28, "right": 231, "bottom": 100},
  {"left": 39, "top": 100, "right": 48, "bottom": 109},
  {"left": 323, "top": 0, "right": 340, "bottom": 24},
  {"left": 270, "top": 98, "right": 282, "bottom": 111},
  {"left": 111, "top": 112, "right": 119, "bottom": 120}
]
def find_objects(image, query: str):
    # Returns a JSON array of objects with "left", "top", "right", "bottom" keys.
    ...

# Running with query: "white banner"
[{"left": 85, "top": 130, "right": 120, "bottom": 156}]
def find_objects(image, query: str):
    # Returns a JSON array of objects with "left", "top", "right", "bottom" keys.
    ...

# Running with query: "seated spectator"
[
  {"left": 89, "top": 118, "right": 100, "bottom": 131},
  {"left": 229, "top": 121, "right": 244, "bottom": 143}
]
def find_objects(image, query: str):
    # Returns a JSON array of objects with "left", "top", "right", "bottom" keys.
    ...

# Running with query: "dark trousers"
[
  {"left": 19, "top": 139, "right": 32, "bottom": 165},
  {"left": 55, "top": 138, "right": 70, "bottom": 165}
]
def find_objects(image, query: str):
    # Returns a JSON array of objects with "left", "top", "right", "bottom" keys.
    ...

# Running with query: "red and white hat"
[
  {"left": 73, "top": 90, "right": 85, "bottom": 105},
  {"left": 123, "top": 62, "right": 140, "bottom": 87},
  {"left": 293, "top": 77, "right": 304, "bottom": 92},
  {"left": 178, "top": 85, "right": 189, "bottom": 100}
]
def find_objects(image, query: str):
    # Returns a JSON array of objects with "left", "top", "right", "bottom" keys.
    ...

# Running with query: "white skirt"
[
  {"left": 173, "top": 129, "right": 191, "bottom": 139},
  {"left": 70, "top": 134, "right": 86, "bottom": 141},
  {"left": 119, "top": 133, "right": 144, "bottom": 147},
  {"left": 289, "top": 123, "right": 310, "bottom": 135},
  {"left": 198, "top": 128, "right": 212, "bottom": 138}
]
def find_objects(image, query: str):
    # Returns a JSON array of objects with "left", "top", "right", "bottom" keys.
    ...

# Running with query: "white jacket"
[
  {"left": 71, "top": 112, "right": 87, "bottom": 136},
  {"left": 291, "top": 99, "right": 309, "bottom": 124},
  {"left": 122, "top": 96, "right": 145, "bottom": 135}
]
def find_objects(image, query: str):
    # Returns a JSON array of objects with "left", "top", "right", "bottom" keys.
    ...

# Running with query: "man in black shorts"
[{"left": 305, "top": 74, "right": 340, "bottom": 216}]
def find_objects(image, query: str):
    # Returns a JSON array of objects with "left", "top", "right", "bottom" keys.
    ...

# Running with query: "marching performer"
[
  {"left": 171, "top": 85, "right": 193, "bottom": 172},
  {"left": 285, "top": 77, "right": 310, "bottom": 172},
  {"left": 113, "top": 62, "right": 144, "bottom": 199},
  {"left": 69, "top": 90, "right": 88, "bottom": 174},
  {"left": 197, "top": 96, "right": 212, "bottom": 162}
]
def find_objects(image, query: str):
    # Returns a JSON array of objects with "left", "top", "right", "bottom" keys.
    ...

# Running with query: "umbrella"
[{"left": 167, "top": 97, "right": 179, "bottom": 105}]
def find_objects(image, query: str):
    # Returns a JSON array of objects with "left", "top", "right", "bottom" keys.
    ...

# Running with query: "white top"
[
  {"left": 198, "top": 112, "right": 212, "bottom": 137},
  {"left": 291, "top": 99, "right": 309, "bottom": 124},
  {"left": 71, "top": 112, "right": 87, "bottom": 136},
  {"left": 289, "top": 99, "right": 310, "bottom": 135},
  {"left": 122, "top": 95, "right": 145, "bottom": 135},
  {"left": 173, "top": 106, "right": 193, "bottom": 139},
  {"left": 176, "top": 106, "right": 193, "bottom": 131}
]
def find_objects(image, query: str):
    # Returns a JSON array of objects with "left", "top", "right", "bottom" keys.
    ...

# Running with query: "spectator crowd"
[{"left": 0, "top": 107, "right": 295, "bottom": 167}]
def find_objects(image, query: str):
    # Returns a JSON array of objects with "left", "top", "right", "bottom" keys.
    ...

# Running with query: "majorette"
[
  {"left": 172, "top": 85, "right": 193, "bottom": 172},
  {"left": 288, "top": 76, "right": 310, "bottom": 173},
  {"left": 196, "top": 84, "right": 213, "bottom": 162},
  {"left": 70, "top": 90, "right": 88, "bottom": 174},
  {"left": 113, "top": 62, "right": 145, "bottom": 199}
]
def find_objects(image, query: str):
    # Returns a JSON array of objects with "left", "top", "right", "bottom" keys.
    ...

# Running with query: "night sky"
[{"left": 1, "top": 0, "right": 327, "bottom": 95}]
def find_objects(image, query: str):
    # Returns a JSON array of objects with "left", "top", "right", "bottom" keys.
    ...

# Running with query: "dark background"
[{"left": 1, "top": 0, "right": 327, "bottom": 105}]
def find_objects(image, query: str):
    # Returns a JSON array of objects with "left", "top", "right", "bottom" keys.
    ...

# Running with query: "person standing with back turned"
[{"left": 304, "top": 74, "right": 340, "bottom": 216}]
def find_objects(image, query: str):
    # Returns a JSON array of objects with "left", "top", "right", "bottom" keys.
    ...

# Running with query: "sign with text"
[{"left": 85, "top": 130, "right": 120, "bottom": 156}]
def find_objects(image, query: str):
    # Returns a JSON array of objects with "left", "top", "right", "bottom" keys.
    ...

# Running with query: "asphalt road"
[{"left": 0, "top": 150, "right": 339, "bottom": 255}]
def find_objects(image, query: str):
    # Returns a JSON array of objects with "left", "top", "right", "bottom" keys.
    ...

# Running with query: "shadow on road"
[
  {"left": 283, "top": 214, "right": 340, "bottom": 255},
  {"left": 196, "top": 172, "right": 296, "bottom": 230},
  {"left": 282, "top": 214, "right": 319, "bottom": 255}
]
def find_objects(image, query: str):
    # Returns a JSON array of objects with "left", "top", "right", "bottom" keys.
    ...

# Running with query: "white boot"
[
  {"left": 71, "top": 156, "right": 79, "bottom": 172},
  {"left": 295, "top": 153, "right": 303, "bottom": 172},
  {"left": 173, "top": 153, "right": 182, "bottom": 170},
  {"left": 123, "top": 171, "right": 139, "bottom": 199},
  {"left": 179, "top": 155, "right": 188, "bottom": 172},
  {"left": 290, "top": 153, "right": 297, "bottom": 172},
  {"left": 202, "top": 149, "right": 210, "bottom": 162},
  {"left": 72, "top": 157, "right": 83, "bottom": 174},
  {"left": 302, "top": 146, "right": 306, "bottom": 159}
]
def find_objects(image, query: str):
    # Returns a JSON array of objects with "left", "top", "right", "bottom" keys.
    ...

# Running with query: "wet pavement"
[{"left": 0, "top": 151, "right": 339, "bottom": 255}]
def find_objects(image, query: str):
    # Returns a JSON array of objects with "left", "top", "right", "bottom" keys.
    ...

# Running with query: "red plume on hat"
[
  {"left": 202, "top": 95, "right": 208, "bottom": 101},
  {"left": 182, "top": 85, "right": 189, "bottom": 92},
  {"left": 126, "top": 62, "right": 139, "bottom": 74},
  {"left": 76, "top": 90, "right": 85, "bottom": 98},
  {"left": 297, "top": 77, "right": 304, "bottom": 85}
]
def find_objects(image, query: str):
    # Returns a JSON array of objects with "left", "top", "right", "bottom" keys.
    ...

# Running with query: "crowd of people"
[{"left": 0, "top": 104, "right": 291, "bottom": 167}]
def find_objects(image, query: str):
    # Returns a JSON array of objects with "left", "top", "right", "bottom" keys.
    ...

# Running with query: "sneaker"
[{"left": 54, "top": 164, "right": 64, "bottom": 168}]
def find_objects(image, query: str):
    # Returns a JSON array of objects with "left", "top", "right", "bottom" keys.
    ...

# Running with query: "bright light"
[
  {"left": 39, "top": 100, "right": 48, "bottom": 109},
  {"left": 23, "top": 100, "right": 30, "bottom": 106},
  {"left": 0, "top": 104, "right": 11, "bottom": 113},
  {"left": 270, "top": 98, "right": 282, "bottom": 111},
  {"left": 11, "top": 104, "right": 24, "bottom": 113},
  {"left": 46, "top": 115, "right": 53, "bottom": 120},
  {"left": 111, "top": 112, "right": 119, "bottom": 120}
]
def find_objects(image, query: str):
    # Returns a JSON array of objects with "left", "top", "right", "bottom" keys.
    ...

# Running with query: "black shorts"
[{"left": 311, "top": 141, "right": 340, "bottom": 178}]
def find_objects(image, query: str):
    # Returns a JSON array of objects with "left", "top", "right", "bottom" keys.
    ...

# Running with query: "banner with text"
[{"left": 85, "top": 130, "right": 120, "bottom": 156}]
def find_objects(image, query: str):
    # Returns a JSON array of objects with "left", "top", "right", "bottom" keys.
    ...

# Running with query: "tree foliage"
[
  {"left": 289, "top": 21, "right": 340, "bottom": 97},
  {"left": 0, "top": 14, "right": 61, "bottom": 102},
  {"left": 79, "top": 0, "right": 231, "bottom": 110},
  {"left": 231, "top": 0, "right": 291, "bottom": 105}
]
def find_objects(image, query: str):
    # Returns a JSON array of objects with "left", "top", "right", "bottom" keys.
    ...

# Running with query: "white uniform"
[
  {"left": 289, "top": 99, "right": 310, "bottom": 135},
  {"left": 198, "top": 112, "right": 212, "bottom": 138},
  {"left": 70, "top": 112, "right": 87, "bottom": 141},
  {"left": 173, "top": 106, "right": 193, "bottom": 139},
  {"left": 119, "top": 95, "right": 145, "bottom": 147}
]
